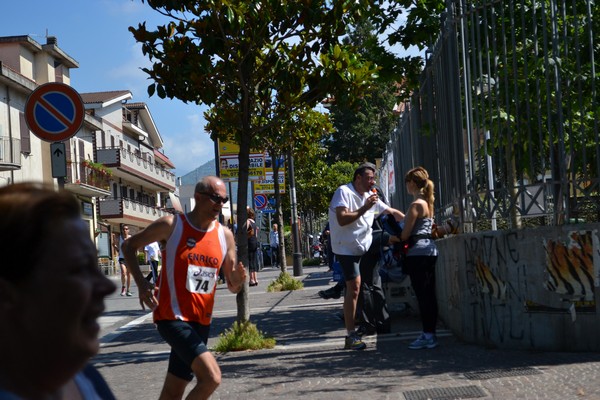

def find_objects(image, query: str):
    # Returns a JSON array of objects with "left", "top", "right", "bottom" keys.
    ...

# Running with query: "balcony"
[
  {"left": 97, "top": 197, "right": 172, "bottom": 228},
  {"left": 96, "top": 147, "right": 176, "bottom": 191},
  {"left": 64, "top": 160, "right": 112, "bottom": 198},
  {"left": 0, "top": 136, "right": 21, "bottom": 171}
]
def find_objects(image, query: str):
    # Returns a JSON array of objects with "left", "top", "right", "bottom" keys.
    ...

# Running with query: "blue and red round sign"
[
  {"left": 254, "top": 194, "right": 268, "bottom": 210},
  {"left": 25, "top": 82, "right": 85, "bottom": 142}
]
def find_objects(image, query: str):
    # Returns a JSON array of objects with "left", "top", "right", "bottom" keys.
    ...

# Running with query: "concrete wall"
[{"left": 435, "top": 223, "right": 600, "bottom": 352}]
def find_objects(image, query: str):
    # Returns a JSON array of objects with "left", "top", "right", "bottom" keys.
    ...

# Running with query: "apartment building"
[
  {"left": 0, "top": 35, "right": 178, "bottom": 264},
  {"left": 82, "top": 90, "right": 178, "bottom": 235}
]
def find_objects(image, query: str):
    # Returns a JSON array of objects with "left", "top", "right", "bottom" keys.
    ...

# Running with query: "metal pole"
[
  {"left": 287, "top": 148, "right": 302, "bottom": 276},
  {"left": 214, "top": 138, "right": 225, "bottom": 224}
]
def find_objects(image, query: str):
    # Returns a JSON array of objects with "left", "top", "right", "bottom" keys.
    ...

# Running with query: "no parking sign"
[
  {"left": 25, "top": 82, "right": 85, "bottom": 142},
  {"left": 25, "top": 83, "right": 85, "bottom": 181},
  {"left": 254, "top": 194, "right": 268, "bottom": 210}
]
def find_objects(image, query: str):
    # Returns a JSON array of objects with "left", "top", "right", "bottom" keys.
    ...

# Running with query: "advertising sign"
[
  {"left": 255, "top": 171, "right": 285, "bottom": 194},
  {"left": 218, "top": 140, "right": 265, "bottom": 182}
]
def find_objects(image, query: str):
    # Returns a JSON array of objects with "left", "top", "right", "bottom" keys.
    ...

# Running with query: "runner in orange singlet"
[{"left": 123, "top": 175, "right": 246, "bottom": 400}]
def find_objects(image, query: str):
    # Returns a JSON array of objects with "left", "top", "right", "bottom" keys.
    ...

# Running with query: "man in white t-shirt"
[
  {"left": 144, "top": 241, "right": 161, "bottom": 284},
  {"left": 328, "top": 162, "right": 404, "bottom": 350}
]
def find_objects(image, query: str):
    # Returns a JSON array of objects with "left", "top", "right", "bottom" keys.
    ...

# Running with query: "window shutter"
[{"left": 19, "top": 112, "right": 31, "bottom": 154}]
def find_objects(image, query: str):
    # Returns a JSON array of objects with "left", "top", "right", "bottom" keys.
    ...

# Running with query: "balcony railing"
[
  {"left": 98, "top": 197, "right": 172, "bottom": 227},
  {"left": 96, "top": 147, "right": 176, "bottom": 191},
  {"left": 64, "top": 160, "right": 112, "bottom": 197},
  {"left": 0, "top": 136, "right": 21, "bottom": 171}
]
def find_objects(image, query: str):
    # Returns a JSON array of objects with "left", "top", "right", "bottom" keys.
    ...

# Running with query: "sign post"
[
  {"left": 50, "top": 142, "right": 67, "bottom": 178},
  {"left": 25, "top": 82, "right": 85, "bottom": 188}
]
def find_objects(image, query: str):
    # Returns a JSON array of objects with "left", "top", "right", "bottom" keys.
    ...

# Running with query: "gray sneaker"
[{"left": 344, "top": 333, "right": 366, "bottom": 350}]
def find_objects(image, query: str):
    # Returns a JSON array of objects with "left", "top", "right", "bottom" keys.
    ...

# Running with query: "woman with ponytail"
[{"left": 401, "top": 166, "right": 440, "bottom": 350}]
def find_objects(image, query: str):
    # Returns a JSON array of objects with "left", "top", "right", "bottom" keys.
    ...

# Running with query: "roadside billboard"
[{"left": 218, "top": 140, "right": 265, "bottom": 182}]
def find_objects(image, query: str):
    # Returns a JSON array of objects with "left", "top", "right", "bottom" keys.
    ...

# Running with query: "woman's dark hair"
[{"left": 0, "top": 183, "right": 81, "bottom": 282}]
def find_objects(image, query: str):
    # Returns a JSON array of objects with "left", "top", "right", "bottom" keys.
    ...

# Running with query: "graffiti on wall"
[
  {"left": 464, "top": 227, "right": 599, "bottom": 311},
  {"left": 463, "top": 232, "right": 526, "bottom": 342},
  {"left": 543, "top": 230, "right": 598, "bottom": 302},
  {"left": 463, "top": 231, "right": 520, "bottom": 301},
  {"left": 475, "top": 257, "right": 506, "bottom": 301},
  {"left": 458, "top": 228, "right": 599, "bottom": 346}
]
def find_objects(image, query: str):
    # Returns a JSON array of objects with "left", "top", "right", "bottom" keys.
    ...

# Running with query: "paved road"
[{"left": 95, "top": 264, "right": 600, "bottom": 400}]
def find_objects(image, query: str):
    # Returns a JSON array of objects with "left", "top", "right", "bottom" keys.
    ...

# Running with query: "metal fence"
[{"left": 387, "top": 0, "right": 599, "bottom": 232}]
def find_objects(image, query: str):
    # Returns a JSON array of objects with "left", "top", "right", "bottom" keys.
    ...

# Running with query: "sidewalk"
[{"left": 95, "top": 264, "right": 600, "bottom": 400}]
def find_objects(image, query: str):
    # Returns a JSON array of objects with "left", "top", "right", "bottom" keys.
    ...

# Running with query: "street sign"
[
  {"left": 50, "top": 142, "right": 67, "bottom": 178},
  {"left": 262, "top": 208, "right": 276, "bottom": 214},
  {"left": 254, "top": 194, "right": 268, "bottom": 210},
  {"left": 25, "top": 82, "right": 85, "bottom": 142}
]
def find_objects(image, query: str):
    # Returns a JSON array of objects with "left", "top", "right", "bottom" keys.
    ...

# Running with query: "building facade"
[{"left": 0, "top": 35, "right": 178, "bottom": 267}]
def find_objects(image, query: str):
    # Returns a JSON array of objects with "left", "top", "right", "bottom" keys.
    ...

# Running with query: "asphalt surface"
[{"left": 94, "top": 264, "right": 600, "bottom": 400}]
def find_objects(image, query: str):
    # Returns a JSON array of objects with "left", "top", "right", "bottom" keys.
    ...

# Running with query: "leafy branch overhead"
[
  {"left": 130, "top": 1, "right": 379, "bottom": 139},
  {"left": 130, "top": 0, "right": 384, "bottom": 322}
]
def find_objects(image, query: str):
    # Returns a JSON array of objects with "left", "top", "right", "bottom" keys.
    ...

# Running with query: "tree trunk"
[
  {"left": 272, "top": 153, "right": 286, "bottom": 273},
  {"left": 235, "top": 118, "right": 252, "bottom": 323}
]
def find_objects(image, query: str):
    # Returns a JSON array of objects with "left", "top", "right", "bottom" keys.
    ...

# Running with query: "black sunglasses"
[{"left": 199, "top": 192, "right": 229, "bottom": 204}]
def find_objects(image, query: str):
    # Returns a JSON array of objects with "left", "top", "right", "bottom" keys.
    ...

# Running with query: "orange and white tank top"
[{"left": 153, "top": 214, "right": 227, "bottom": 325}]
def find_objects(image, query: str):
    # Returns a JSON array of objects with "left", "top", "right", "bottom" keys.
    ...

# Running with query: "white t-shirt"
[
  {"left": 328, "top": 183, "right": 388, "bottom": 256},
  {"left": 144, "top": 242, "right": 161, "bottom": 261}
]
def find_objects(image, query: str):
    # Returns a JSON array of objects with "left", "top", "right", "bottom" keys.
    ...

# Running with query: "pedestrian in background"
[
  {"left": 122, "top": 175, "right": 246, "bottom": 400},
  {"left": 401, "top": 166, "right": 440, "bottom": 350},
  {"left": 0, "top": 183, "right": 116, "bottom": 399},
  {"left": 269, "top": 223, "right": 280, "bottom": 269},
  {"left": 117, "top": 223, "right": 133, "bottom": 296},
  {"left": 247, "top": 207, "right": 259, "bottom": 286},
  {"left": 321, "top": 223, "right": 334, "bottom": 271},
  {"left": 329, "top": 162, "right": 404, "bottom": 351},
  {"left": 144, "top": 241, "right": 161, "bottom": 284}
]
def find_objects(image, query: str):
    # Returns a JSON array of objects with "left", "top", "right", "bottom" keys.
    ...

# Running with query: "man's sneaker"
[
  {"left": 126, "top": 291, "right": 133, "bottom": 297},
  {"left": 408, "top": 333, "right": 438, "bottom": 350},
  {"left": 344, "top": 333, "right": 366, "bottom": 350},
  {"left": 120, "top": 287, "right": 126, "bottom": 296}
]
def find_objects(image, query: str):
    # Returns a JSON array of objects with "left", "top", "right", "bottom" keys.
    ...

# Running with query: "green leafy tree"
[
  {"left": 324, "top": 21, "right": 399, "bottom": 163},
  {"left": 296, "top": 159, "right": 356, "bottom": 221},
  {"left": 260, "top": 107, "right": 333, "bottom": 272},
  {"left": 370, "top": 0, "right": 446, "bottom": 97},
  {"left": 130, "top": 0, "right": 378, "bottom": 322}
]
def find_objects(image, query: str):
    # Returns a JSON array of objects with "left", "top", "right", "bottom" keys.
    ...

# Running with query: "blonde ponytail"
[{"left": 405, "top": 166, "right": 435, "bottom": 216}]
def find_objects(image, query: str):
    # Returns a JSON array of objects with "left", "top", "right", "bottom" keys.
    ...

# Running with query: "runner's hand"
[{"left": 139, "top": 281, "right": 158, "bottom": 311}]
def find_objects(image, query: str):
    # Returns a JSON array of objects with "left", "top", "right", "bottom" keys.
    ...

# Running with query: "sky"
[{"left": 1, "top": 0, "right": 213, "bottom": 178}]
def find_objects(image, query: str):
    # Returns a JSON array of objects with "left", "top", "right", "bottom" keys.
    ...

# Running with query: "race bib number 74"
[{"left": 186, "top": 265, "right": 218, "bottom": 294}]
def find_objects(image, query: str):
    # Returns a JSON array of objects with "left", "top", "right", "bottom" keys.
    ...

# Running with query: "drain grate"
[
  {"left": 403, "top": 385, "right": 487, "bottom": 400},
  {"left": 463, "top": 366, "right": 542, "bottom": 380}
]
